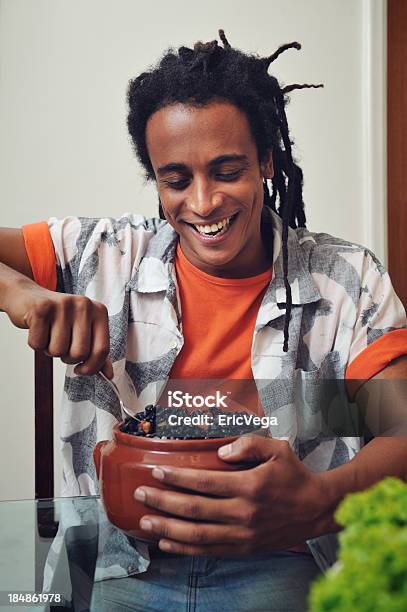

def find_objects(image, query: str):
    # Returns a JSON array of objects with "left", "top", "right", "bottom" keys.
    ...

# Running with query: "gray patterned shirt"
[{"left": 41, "top": 205, "right": 406, "bottom": 580}]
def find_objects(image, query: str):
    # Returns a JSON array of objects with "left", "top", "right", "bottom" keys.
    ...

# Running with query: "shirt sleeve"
[
  {"left": 21, "top": 221, "right": 57, "bottom": 291},
  {"left": 345, "top": 250, "right": 407, "bottom": 399},
  {"left": 22, "top": 214, "right": 165, "bottom": 297}
]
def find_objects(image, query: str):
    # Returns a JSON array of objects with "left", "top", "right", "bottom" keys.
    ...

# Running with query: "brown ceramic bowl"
[{"left": 93, "top": 422, "right": 242, "bottom": 542}]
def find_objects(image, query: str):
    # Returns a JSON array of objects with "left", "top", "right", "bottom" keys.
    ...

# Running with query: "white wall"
[{"left": 0, "top": 0, "right": 386, "bottom": 500}]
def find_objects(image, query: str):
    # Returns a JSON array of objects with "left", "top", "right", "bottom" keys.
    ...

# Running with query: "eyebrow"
[{"left": 157, "top": 154, "right": 249, "bottom": 177}]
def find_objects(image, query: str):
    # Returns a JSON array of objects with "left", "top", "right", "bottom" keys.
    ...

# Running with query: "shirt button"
[{"left": 170, "top": 341, "right": 177, "bottom": 350}]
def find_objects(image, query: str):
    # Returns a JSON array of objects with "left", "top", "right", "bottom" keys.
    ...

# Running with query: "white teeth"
[{"left": 194, "top": 215, "right": 234, "bottom": 235}]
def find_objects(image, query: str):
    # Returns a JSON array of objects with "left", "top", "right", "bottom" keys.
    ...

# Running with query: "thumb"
[
  {"left": 218, "top": 433, "right": 276, "bottom": 464},
  {"left": 101, "top": 357, "right": 114, "bottom": 379}
]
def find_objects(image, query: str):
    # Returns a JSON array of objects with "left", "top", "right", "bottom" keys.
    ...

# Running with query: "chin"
[{"left": 199, "top": 251, "right": 238, "bottom": 268}]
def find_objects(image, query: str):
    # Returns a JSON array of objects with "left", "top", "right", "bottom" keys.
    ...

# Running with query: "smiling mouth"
[{"left": 186, "top": 212, "right": 239, "bottom": 237}]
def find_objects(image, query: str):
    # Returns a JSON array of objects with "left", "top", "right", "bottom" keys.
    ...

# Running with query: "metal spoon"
[{"left": 98, "top": 371, "right": 142, "bottom": 422}]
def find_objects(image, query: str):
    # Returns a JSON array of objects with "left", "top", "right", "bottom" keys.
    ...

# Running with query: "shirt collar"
[
  {"left": 130, "top": 207, "right": 321, "bottom": 308},
  {"left": 128, "top": 222, "right": 178, "bottom": 293}
]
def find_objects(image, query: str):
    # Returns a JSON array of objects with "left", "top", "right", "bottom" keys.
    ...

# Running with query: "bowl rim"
[{"left": 113, "top": 421, "right": 240, "bottom": 450}]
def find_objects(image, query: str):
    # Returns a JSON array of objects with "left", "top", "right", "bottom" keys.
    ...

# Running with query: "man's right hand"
[
  {"left": 0, "top": 227, "right": 113, "bottom": 377},
  {"left": 1, "top": 262, "right": 113, "bottom": 378}
]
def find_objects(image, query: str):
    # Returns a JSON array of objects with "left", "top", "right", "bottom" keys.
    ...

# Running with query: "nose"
[{"left": 188, "top": 176, "right": 220, "bottom": 218}]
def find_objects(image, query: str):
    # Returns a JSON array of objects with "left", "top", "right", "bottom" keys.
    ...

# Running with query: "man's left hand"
[{"left": 134, "top": 435, "right": 329, "bottom": 556}]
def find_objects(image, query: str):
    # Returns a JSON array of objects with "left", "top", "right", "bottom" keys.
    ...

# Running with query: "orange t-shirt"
[{"left": 170, "top": 242, "right": 273, "bottom": 381}]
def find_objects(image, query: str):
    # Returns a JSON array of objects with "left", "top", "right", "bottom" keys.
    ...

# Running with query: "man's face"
[{"left": 145, "top": 101, "right": 273, "bottom": 277}]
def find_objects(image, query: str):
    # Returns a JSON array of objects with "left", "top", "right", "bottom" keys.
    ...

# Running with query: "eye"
[
  {"left": 162, "top": 178, "right": 190, "bottom": 190},
  {"left": 215, "top": 170, "right": 243, "bottom": 181}
]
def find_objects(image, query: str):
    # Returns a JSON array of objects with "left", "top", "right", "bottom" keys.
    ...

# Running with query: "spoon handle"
[{"left": 97, "top": 371, "right": 140, "bottom": 422}]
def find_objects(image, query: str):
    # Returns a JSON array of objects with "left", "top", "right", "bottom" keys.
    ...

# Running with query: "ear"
[{"left": 261, "top": 151, "right": 274, "bottom": 180}]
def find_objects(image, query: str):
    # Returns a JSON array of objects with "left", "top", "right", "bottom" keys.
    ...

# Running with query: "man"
[{"left": 1, "top": 31, "right": 406, "bottom": 611}]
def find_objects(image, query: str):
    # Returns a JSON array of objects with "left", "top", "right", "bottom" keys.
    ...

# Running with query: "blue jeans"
[{"left": 90, "top": 550, "right": 321, "bottom": 611}]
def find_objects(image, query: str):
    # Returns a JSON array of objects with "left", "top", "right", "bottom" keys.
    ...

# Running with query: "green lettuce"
[{"left": 308, "top": 477, "right": 407, "bottom": 611}]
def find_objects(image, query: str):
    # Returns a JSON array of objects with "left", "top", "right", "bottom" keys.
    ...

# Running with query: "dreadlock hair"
[{"left": 127, "top": 30, "right": 323, "bottom": 352}]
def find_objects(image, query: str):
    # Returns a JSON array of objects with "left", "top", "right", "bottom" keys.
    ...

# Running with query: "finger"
[
  {"left": 27, "top": 316, "right": 51, "bottom": 351},
  {"left": 134, "top": 486, "right": 241, "bottom": 522},
  {"left": 139, "top": 515, "right": 252, "bottom": 547},
  {"left": 62, "top": 299, "right": 92, "bottom": 365},
  {"left": 101, "top": 357, "right": 114, "bottom": 379},
  {"left": 218, "top": 435, "right": 280, "bottom": 463},
  {"left": 150, "top": 465, "right": 250, "bottom": 497},
  {"left": 46, "top": 309, "right": 72, "bottom": 357},
  {"left": 157, "top": 539, "right": 248, "bottom": 557},
  {"left": 74, "top": 303, "right": 109, "bottom": 376}
]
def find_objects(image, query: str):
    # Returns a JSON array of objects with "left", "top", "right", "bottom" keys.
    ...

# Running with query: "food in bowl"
[{"left": 120, "top": 403, "right": 264, "bottom": 439}]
